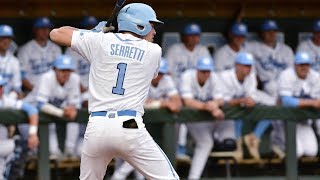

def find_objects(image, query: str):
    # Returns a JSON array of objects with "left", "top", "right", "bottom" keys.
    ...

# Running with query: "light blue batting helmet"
[
  {"left": 230, "top": 22, "right": 248, "bottom": 36},
  {"left": 196, "top": 57, "right": 214, "bottom": 71},
  {"left": 117, "top": 3, "right": 163, "bottom": 36},
  {"left": 0, "top": 25, "right": 14, "bottom": 38},
  {"left": 159, "top": 58, "right": 168, "bottom": 74},
  {"left": 295, "top": 52, "right": 311, "bottom": 65},
  {"left": 33, "top": 17, "right": 53, "bottom": 28},
  {"left": 53, "top": 55, "right": 76, "bottom": 70},
  {"left": 235, "top": 52, "right": 254, "bottom": 65},
  {"left": 183, "top": 23, "right": 201, "bottom": 35}
]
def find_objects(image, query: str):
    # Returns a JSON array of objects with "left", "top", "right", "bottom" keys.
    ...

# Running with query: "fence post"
[
  {"left": 286, "top": 120, "right": 297, "bottom": 180},
  {"left": 38, "top": 123, "right": 50, "bottom": 180}
]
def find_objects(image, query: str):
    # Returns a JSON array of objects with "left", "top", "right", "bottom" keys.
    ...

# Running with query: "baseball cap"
[
  {"left": 313, "top": 20, "right": 320, "bottom": 32},
  {"left": 33, "top": 17, "right": 53, "bottom": 28},
  {"left": 235, "top": 52, "right": 254, "bottom": 65},
  {"left": 295, "top": 52, "right": 311, "bottom": 65},
  {"left": 261, "top": 20, "right": 279, "bottom": 31},
  {"left": 230, "top": 23, "right": 248, "bottom": 36},
  {"left": 159, "top": 58, "right": 168, "bottom": 74},
  {"left": 80, "top": 16, "right": 98, "bottom": 28},
  {"left": 53, "top": 55, "right": 76, "bottom": 70},
  {"left": 0, "top": 25, "right": 14, "bottom": 38},
  {"left": 0, "top": 75, "right": 7, "bottom": 86},
  {"left": 183, "top": 23, "right": 201, "bottom": 35},
  {"left": 196, "top": 57, "right": 214, "bottom": 71}
]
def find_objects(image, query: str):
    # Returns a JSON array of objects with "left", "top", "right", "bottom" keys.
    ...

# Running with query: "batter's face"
[
  {"left": 262, "top": 30, "right": 277, "bottom": 44},
  {"left": 55, "top": 69, "right": 72, "bottom": 85},
  {"left": 0, "top": 37, "right": 12, "bottom": 52},
  {"left": 143, "top": 23, "right": 156, "bottom": 42},
  {"left": 34, "top": 27, "right": 50, "bottom": 42},
  {"left": 295, "top": 64, "right": 310, "bottom": 79},
  {"left": 197, "top": 70, "right": 211, "bottom": 86}
]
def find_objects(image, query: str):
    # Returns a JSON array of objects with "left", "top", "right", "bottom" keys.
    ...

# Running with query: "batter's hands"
[
  {"left": 28, "top": 134, "right": 39, "bottom": 149},
  {"left": 91, "top": 21, "right": 115, "bottom": 33},
  {"left": 63, "top": 106, "right": 78, "bottom": 120}
]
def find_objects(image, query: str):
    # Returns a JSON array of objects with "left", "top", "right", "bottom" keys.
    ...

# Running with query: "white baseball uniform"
[
  {"left": 36, "top": 70, "right": 81, "bottom": 156},
  {"left": 0, "top": 51, "right": 22, "bottom": 95},
  {"left": 274, "top": 67, "right": 320, "bottom": 157},
  {"left": 71, "top": 31, "right": 179, "bottom": 180},
  {"left": 0, "top": 95, "right": 30, "bottom": 179},
  {"left": 213, "top": 43, "right": 250, "bottom": 72},
  {"left": 112, "top": 74, "right": 178, "bottom": 180},
  {"left": 180, "top": 69, "right": 235, "bottom": 179},
  {"left": 18, "top": 39, "right": 62, "bottom": 100},
  {"left": 296, "top": 39, "right": 320, "bottom": 71},
  {"left": 165, "top": 43, "right": 210, "bottom": 88},
  {"left": 248, "top": 41, "right": 294, "bottom": 97}
]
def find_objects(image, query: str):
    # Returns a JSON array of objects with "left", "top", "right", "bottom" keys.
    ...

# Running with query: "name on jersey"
[{"left": 110, "top": 44, "right": 145, "bottom": 61}]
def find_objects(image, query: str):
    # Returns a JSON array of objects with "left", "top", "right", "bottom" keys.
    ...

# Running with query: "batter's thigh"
[{"left": 121, "top": 128, "right": 179, "bottom": 180}]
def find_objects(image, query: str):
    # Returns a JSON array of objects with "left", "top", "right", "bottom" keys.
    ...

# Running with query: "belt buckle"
[{"left": 108, "top": 113, "right": 116, "bottom": 118}]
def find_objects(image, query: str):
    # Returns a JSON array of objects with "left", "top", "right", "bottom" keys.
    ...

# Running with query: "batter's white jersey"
[
  {"left": 71, "top": 32, "right": 161, "bottom": 114},
  {"left": 296, "top": 39, "right": 320, "bottom": 71},
  {"left": 0, "top": 52, "right": 22, "bottom": 94},
  {"left": 165, "top": 43, "right": 210, "bottom": 87},
  {"left": 36, "top": 70, "right": 81, "bottom": 108},
  {"left": 17, "top": 40, "right": 62, "bottom": 84},
  {"left": 217, "top": 69, "right": 257, "bottom": 101},
  {"left": 180, "top": 69, "right": 223, "bottom": 101},
  {"left": 65, "top": 47, "right": 90, "bottom": 88},
  {"left": 278, "top": 68, "right": 320, "bottom": 99},
  {"left": 248, "top": 41, "right": 294, "bottom": 83},
  {"left": 214, "top": 43, "right": 250, "bottom": 72},
  {"left": 148, "top": 75, "right": 178, "bottom": 100}
]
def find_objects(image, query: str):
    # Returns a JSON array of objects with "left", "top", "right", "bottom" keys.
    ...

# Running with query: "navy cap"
[
  {"left": 81, "top": 16, "right": 98, "bottom": 28},
  {"left": 54, "top": 55, "right": 76, "bottom": 70},
  {"left": 230, "top": 23, "right": 248, "bottom": 36},
  {"left": 235, "top": 52, "right": 254, "bottom": 65},
  {"left": 0, "top": 25, "right": 14, "bottom": 37},
  {"left": 295, "top": 52, "right": 311, "bottom": 65},
  {"left": 183, "top": 23, "right": 201, "bottom": 35},
  {"left": 196, "top": 57, "right": 214, "bottom": 71},
  {"left": 261, "top": 20, "right": 279, "bottom": 31},
  {"left": 33, "top": 17, "right": 53, "bottom": 28},
  {"left": 313, "top": 20, "right": 320, "bottom": 32}
]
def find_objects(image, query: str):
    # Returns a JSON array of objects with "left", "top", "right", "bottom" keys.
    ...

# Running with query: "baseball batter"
[
  {"left": 0, "top": 25, "right": 22, "bottom": 96},
  {"left": 296, "top": 20, "right": 320, "bottom": 71},
  {"left": 111, "top": 58, "right": 181, "bottom": 179},
  {"left": 180, "top": 57, "right": 234, "bottom": 179},
  {"left": 273, "top": 52, "right": 319, "bottom": 158},
  {"left": 50, "top": 3, "right": 179, "bottom": 180}
]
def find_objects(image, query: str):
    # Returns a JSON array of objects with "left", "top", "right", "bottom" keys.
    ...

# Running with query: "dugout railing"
[{"left": 1, "top": 106, "right": 320, "bottom": 180}]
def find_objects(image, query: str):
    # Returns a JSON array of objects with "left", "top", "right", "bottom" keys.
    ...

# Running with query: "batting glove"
[{"left": 91, "top": 21, "right": 115, "bottom": 33}]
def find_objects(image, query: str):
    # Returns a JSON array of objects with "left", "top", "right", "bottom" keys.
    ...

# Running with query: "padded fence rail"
[{"left": 1, "top": 106, "right": 320, "bottom": 180}]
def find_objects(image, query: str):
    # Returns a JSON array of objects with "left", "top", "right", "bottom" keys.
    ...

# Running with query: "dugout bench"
[{"left": 1, "top": 106, "right": 320, "bottom": 180}]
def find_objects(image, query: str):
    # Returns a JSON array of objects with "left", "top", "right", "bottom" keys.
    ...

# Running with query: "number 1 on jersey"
[{"left": 112, "top": 63, "right": 127, "bottom": 95}]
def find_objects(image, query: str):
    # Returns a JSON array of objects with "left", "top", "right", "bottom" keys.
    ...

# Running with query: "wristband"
[{"left": 29, "top": 125, "right": 38, "bottom": 135}]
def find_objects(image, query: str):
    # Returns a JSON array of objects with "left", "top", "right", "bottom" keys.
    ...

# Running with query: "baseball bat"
[{"left": 105, "top": 0, "right": 126, "bottom": 27}]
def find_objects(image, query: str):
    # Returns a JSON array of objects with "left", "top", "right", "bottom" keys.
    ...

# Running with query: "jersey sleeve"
[
  {"left": 278, "top": 69, "right": 293, "bottom": 96},
  {"left": 164, "top": 75, "right": 179, "bottom": 97},
  {"left": 36, "top": 74, "right": 51, "bottom": 103},
  {"left": 11, "top": 59, "right": 22, "bottom": 92},
  {"left": 71, "top": 30, "right": 101, "bottom": 63},
  {"left": 211, "top": 73, "right": 224, "bottom": 99},
  {"left": 17, "top": 45, "right": 30, "bottom": 79}
]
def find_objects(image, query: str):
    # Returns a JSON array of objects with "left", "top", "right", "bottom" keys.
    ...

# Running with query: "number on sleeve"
[{"left": 112, "top": 63, "right": 127, "bottom": 95}]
